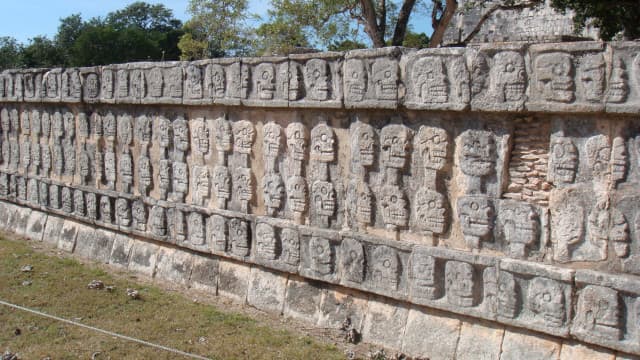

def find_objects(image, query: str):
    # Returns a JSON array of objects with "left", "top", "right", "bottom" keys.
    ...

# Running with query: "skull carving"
[
  {"left": 286, "top": 122, "right": 308, "bottom": 161},
  {"left": 209, "top": 215, "right": 227, "bottom": 252},
  {"left": 255, "top": 63, "right": 276, "bottom": 100},
  {"left": 551, "top": 202, "right": 584, "bottom": 262},
  {"left": 133, "top": 200, "right": 147, "bottom": 232},
  {"left": 262, "top": 122, "right": 281, "bottom": 159},
  {"left": 186, "top": 64, "right": 202, "bottom": 99},
  {"left": 607, "top": 56, "right": 628, "bottom": 103},
  {"left": 372, "top": 58, "right": 397, "bottom": 100},
  {"left": 309, "top": 236, "right": 333, "bottom": 275},
  {"left": 580, "top": 53, "right": 605, "bottom": 103},
  {"left": 192, "top": 118, "right": 210, "bottom": 155},
  {"left": 459, "top": 129, "right": 496, "bottom": 177},
  {"left": 380, "top": 124, "right": 411, "bottom": 169},
  {"left": 173, "top": 116, "right": 190, "bottom": 152},
  {"left": 457, "top": 195, "right": 494, "bottom": 249},
  {"left": 286, "top": 175, "right": 307, "bottom": 215},
  {"left": 167, "top": 68, "right": 183, "bottom": 97},
  {"left": 172, "top": 161, "right": 189, "bottom": 195},
  {"left": 232, "top": 120, "right": 255, "bottom": 155},
  {"left": 586, "top": 134, "right": 610, "bottom": 178},
  {"left": 483, "top": 267, "right": 518, "bottom": 318},
  {"left": 119, "top": 152, "right": 133, "bottom": 185},
  {"left": 500, "top": 202, "right": 539, "bottom": 258},
  {"left": 230, "top": 218, "right": 250, "bottom": 257},
  {"left": 102, "top": 69, "right": 114, "bottom": 99},
  {"left": 371, "top": 246, "right": 399, "bottom": 291},
  {"left": 417, "top": 126, "right": 448, "bottom": 171},
  {"left": 156, "top": 116, "right": 172, "bottom": 148},
  {"left": 414, "top": 56, "right": 448, "bottom": 104},
  {"left": 491, "top": 51, "right": 526, "bottom": 102},
  {"left": 288, "top": 64, "right": 303, "bottom": 101},
  {"left": 528, "top": 277, "right": 566, "bottom": 327},
  {"left": 206, "top": 63, "right": 225, "bottom": 99},
  {"left": 351, "top": 122, "right": 376, "bottom": 167},
  {"left": 445, "top": 261, "right": 476, "bottom": 307},
  {"left": 193, "top": 166, "right": 210, "bottom": 206},
  {"left": 117, "top": 114, "right": 133, "bottom": 146},
  {"left": 414, "top": 188, "right": 447, "bottom": 234},
  {"left": 150, "top": 206, "right": 167, "bottom": 236},
  {"left": 355, "top": 182, "right": 373, "bottom": 226},
  {"left": 380, "top": 185, "right": 408, "bottom": 228},
  {"left": 340, "top": 238, "right": 364, "bottom": 283},
  {"left": 410, "top": 248, "right": 438, "bottom": 300},
  {"left": 213, "top": 165, "right": 231, "bottom": 202},
  {"left": 99, "top": 196, "right": 112, "bottom": 223},
  {"left": 61, "top": 187, "right": 73, "bottom": 212},
  {"left": 116, "top": 198, "right": 131, "bottom": 227},
  {"left": 233, "top": 168, "right": 253, "bottom": 202},
  {"left": 344, "top": 58, "right": 367, "bottom": 102},
  {"left": 116, "top": 69, "right": 129, "bottom": 98},
  {"left": 281, "top": 228, "right": 300, "bottom": 266},
  {"left": 135, "top": 115, "right": 152, "bottom": 143},
  {"left": 213, "top": 116, "right": 233, "bottom": 153},
  {"left": 159, "top": 159, "right": 172, "bottom": 195},
  {"left": 188, "top": 212, "right": 205, "bottom": 246},
  {"left": 310, "top": 123, "right": 335, "bottom": 162},
  {"left": 263, "top": 173, "right": 285, "bottom": 210},
  {"left": 304, "top": 59, "right": 330, "bottom": 101},
  {"left": 312, "top": 180, "right": 336, "bottom": 217},
  {"left": 256, "top": 223, "right": 278, "bottom": 260},
  {"left": 574, "top": 285, "right": 621, "bottom": 340},
  {"left": 535, "top": 52, "right": 574, "bottom": 103},
  {"left": 84, "top": 73, "right": 100, "bottom": 99},
  {"left": 548, "top": 136, "right": 578, "bottom": 185},
  {"left": 148, "top": 67, "right": 163, "bottom": 97}
]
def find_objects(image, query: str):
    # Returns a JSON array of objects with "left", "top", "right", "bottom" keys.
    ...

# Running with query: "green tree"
[
  {"left": 106, "top": 1, "right": 183, "bottom": 32},
  {"left": 55, "top": 14, "right": 87, "bottom": 66},
  {"left": 183, "top": 0, "right": 257, "bottom": 58},
  {"left": 0, "top": 37, "right": 24, "bottom": 70},
  {"left": 550, "top": 0, "right": 640, "bottom": 40},
  {"left": 21, "top": 36, "right": 63, "bottom": 68}
]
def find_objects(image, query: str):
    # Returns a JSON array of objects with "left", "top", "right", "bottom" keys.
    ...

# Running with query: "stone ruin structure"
[{"left": 1, "top": 41, "right": 640, "bottom": 358}]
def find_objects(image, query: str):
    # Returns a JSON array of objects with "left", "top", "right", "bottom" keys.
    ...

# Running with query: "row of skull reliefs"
[
  {"left": 3, "top": 42, "right": 640, "bottom": 113},
  {"left": 3, "top": 170, "right": 639, "bottom": 354}
]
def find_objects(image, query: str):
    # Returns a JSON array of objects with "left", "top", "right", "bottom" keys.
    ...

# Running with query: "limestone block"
[
  {"left": 11, "top": 206, "right": 32, "bottom": 238},
  {"left": 361, "top": 297, "right": 408, "bottom": 349},
  {"left": 217, "top": 260, "right": 251, "bottom": 304},
  {"left": 559, "top": 342, "right": 615, "bottom": 360},
  {"left": 42, "top": 69, "right": 62, "bottom": 103},
  {"left": 22, "top": 69, "right": 44, "bottom": 103},
  {"left": 317, "top": 287, "right": 368, "bottom": 331},
  {"left": 456, "top": 321, "right": 504, "bottom": 360},
  {"left": 289, "top": 52, "right": 343, "bottom": 108},
  {"left": 155, "top": 248, "right": 193, "bottom": 286},
  {"left": 345, "top": 47, "right": 403, "bottom": 109},
  {"left": 109, "top": 234, "right": 134, "bottom": 270},
  {"left": 402, "top": 47, "right": 470, "bottom": 111},
  {"left": 141, "top": 62, "right": 184, "bottom": 105},
  {"left": 0, "top": 201, "right": 10, "bottom": 229},
  {"left": 100, "top": 65, "right": 116, "bottom": 103},
  {"left": 42, "top": 215, "right": 64, "bottom": 246},
  {"left": 247, "top": 266, "right": 287, "bottom": 314},
  {"left": 283, "top": 277, "right": 322, "bottom": 324},
  {"left": 401, "top": 306, "right": 461, "bottom": 360},
  {"left": 81, "top": 67, "right": 101, "bottom": 103},
  {"left": 189, "top": 255, "right": 219, "bottom": 294},
  {"left": 500, "top": 329, "right": 561, "bottom": 360},
  {"left": 241, "top": 56, "right": 288, "bottom": 108},
  {"left": 606, "top": 43, "right": 640, "bottom": 114},
  {"left": 75, "top": 228, "right": 113, "bottom": 264},
  {"left": 528, "top": 42, "right": 606, "bottom": 112},
  {"left": 128, "top": 241, "right": 161, "bottom": 277},
  {"left": 24, "top": 211, "right": 47, "bottom": 242},
  {"left": 58, "top": 220, "right": 79, "bottom": 253}
]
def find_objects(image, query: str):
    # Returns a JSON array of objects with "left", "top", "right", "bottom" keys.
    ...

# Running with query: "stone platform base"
[{"left": 3, "top": 200, "right": 636, "bottom": 360}]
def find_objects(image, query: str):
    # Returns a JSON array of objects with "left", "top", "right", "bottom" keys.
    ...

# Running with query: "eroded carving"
[
  {"left": 499, "top": 202, "right": 539, "bottom": 258},
  {"left": 281, "top": 228, "right": 300, "bottom": 266},
  {"left": 192, "top": 165, "right": 210, "bottom": 207},
  {"left": 409, "top": 248, "right": 439, "bottom": 300},
  {"left": 304, "top": 59, "right": 330, "bottom": 101},
  {"left": 371, "top": 245, "right": 399, "bottom": 291},
  {"left": 209, "top": 215, "right": 227, "bottom": 252},
  {"left": 230, "top": 218, "right": 250, "bottom": 257},
  {"left": 573, "top": 285, "right": 621, "bottom": 340},
  {"left": 548, "top": 136, "right": 578, "bottom": 185},
  {"left": 188, "top": 212, "right": 205, "bottom": 246},
  {"left": 445, "top": 261, "right": 476, "bottom": 307},
  {"left": 132, "top": 200, "right": 147, "bottom": 232},
  {"left": 309, "top": 236, "right": 333, "bottom": 275},
  {"left": 149, "top": 205, "right": 167, "bottom": 236},
  {"left": 212, "top": 165, "right": 231, "bottom": 209},
  {"left": 413, "top": 188, "right": 447, "bottom": 235},
  {"left": 380, "top": 184, "right": 408, "bottom": 229},
  {"left": 457, "top": 195, "right": 494, "bottom": 249},
  {"left": 256, "top": 222, "right": 278, "bottom": 260},
  {"left": 528, "top": 277, "right": 566, "bottom": 327},
  {"left": 340, "top": 238, "right": 364, "bottom": 283},
  {"left": 535, "top": 52, "right": 574, "bottom": 103},
  {"left": 263, "top": 172, "right": 284, "bottom": 216}
]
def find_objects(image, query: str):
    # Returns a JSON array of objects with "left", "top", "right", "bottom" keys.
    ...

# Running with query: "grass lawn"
[{"left": 0, "top": 235, "right": 348, "bottom": 359}]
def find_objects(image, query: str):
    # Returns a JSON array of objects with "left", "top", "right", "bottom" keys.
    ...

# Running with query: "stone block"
[
  {"left": 57, "top": 220, "right": 79, "bottom": 253},
  {"left": 155, "top": 248, "right": 193, "bottom": 286},
  {"left": 75, "top": 228, "right": 113, "bottom": 264},
  {"left": 559, "top": 342, "right": 615, "bottom": 360},
  {"left": 317, "top": 287, "right": 369, "bottom": 331},
  {"left": 189, "top": 255, "right": 219, "bottom": 294},
  {"left": 344, "top": 47, "right": 402, "bottom": 109},
  {"left": 0, "top": 201, "right": 10, "bottom": 229},
  {"left": 24, "top": 211, "right": 47, "bottom": 241},
  {"left": 284, "top": 277, "right": 322, "bottom": 324},
  {"left": 218, "top": 260, "right": 251, "bottom": 304},
  {"left": 42, "top": 215, "right": 64, "bottom": 246},
  {"left": 500, "top": 329, "right": 561, "bottom": 360},
  {"left": 12, "top": 206, "right": 32, "bottom": 238},
  {"left": 247, "top": 266, "right": 287, "bottom": 314},
  {"left": 401, "top": 306, "right": 461, "bottom": 360},
  {"left": 361, "top": 297, "right": 409, "bottom": 349},
  {"left": 456, "top": 321, "right": 504, "bottom": 360},
  {"left": 109, "top": 234, "right": 134, "bottom": 270},
  {"left": 128, "top": 241, "right": 161, "bottom": 277}
]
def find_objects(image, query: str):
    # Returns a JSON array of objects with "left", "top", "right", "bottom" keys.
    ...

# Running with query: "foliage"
[
  {"left": 105, "top": 1, "right": 183, "bottom": 32},
  {"left": 550, "top": 0, "right": 640, "bottom": 40},
  {"left": 0, "top": 37, "right": 23, "bottom": 70},
  {"left": 183, "top": 0, "right": 257, "bottom": 57},
  {"left": 21, "top": 36, "right": 64, "bottom": 68}
]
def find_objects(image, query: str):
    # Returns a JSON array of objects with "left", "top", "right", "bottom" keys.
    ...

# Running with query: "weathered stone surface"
[
  {"left": 317, "top": 287, "right": 368, "bottom": 331},
  {"left": 500, "top": 329, "right": 561, "bottom": 360},
  {"left": 57, "top": 220, "right": 79, "bottom": 252},
  {"left": 12, "top": 207, "right": 32, "bottom": 237},
  {"left": 24, "top": 210, "right": 46, "bottom": 241},
  {"left": 155, "top": 248, "right": 193, "bottom": 286},
  {"left": 361, "top": 298, "right": 408, "bottom": 349},
  {"left": 189, "top": 255, "right": 219, "bottom": 293},
  {"left": 77, "top": 228, "right": 114, "bottom": 264},
  {"left": 109, "top": 234, "right": 134, "bottom": 270},
  {"left": 559, "top": 342, "right": 615, "bottom": 360},
  {"left": 402, "top": 306, "right": 462, "bottom": 360},
  {"left": 128, "top": 242, "right": 161, "bottom": 277},
  {"left": 42, "top": 214, "right": 64, "bottom": 246},
  {"left": 456, "top": 321, "right": 504, "bottom": 360},
  {"left": 217, "top": 260, "right": 250, "bottom": 303},
  {"left": 283, "top": 277, "right": 322, "bottom": 323},
  {"left": 247, "top": 266, "right": 287, "bottom": 314}
]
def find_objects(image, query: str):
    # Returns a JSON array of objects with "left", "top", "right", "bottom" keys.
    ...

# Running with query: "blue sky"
[{"left": 1, "top": 0, "right": 433, "bottom": 46}]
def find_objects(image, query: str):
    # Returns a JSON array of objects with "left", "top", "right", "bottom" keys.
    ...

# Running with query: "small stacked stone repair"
[{"left": 1, "top": 41, "right": 640, "bottom": 357}]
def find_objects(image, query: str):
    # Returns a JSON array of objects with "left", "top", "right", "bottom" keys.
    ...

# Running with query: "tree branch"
[
  {"left": 459, "top": 0, "right": 543, "bottom": 45},
  {"left": 391, "top": 0, "right": 417, "bottom": 46},
  {"left": 379, "top": 0, "right": 386, "bottom": 42},
  {"left": 429, "top": 0, "right": 457, "bottom": 47},
  {"left": 359, "top": 0, "right": 386, "bottom": 47}
]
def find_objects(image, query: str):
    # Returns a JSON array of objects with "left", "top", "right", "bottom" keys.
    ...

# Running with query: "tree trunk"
[
  {"left": 360, "top": 0, "right": 386, "bottom": 47},
  {"left": 429, "top": 0, "right": 457, "bottom": 47},
  {"left": 391, "top": 0, "right": 417, "bottom": 46}
]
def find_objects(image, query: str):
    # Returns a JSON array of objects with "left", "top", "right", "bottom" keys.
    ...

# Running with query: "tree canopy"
[{"left": 550, "top": 0, "right": 640, "bottom": 40}]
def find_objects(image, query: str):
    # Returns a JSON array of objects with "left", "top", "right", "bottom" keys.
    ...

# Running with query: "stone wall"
[{"left": 1, "top": 41, "right": 640, "bottom": 358}]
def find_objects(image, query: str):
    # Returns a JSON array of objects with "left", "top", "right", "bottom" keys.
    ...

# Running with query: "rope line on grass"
[{"left": 0, "top": 298, "right": 211, "bottom": 360}]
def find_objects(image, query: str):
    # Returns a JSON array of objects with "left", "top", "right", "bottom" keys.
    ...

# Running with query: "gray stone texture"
[
  {"left": 500, "top": 329, "right": 561, "bottom": 360},
  {"left": 217, "top": 260, "right": 250, "bottom": 304},
  {"left": 247, "top": 266, "right": 287, "bottom": 314},
  {"left": 456, "top": 321, "right": 504, "bottom": 360},
  {"left": 155, "top": 248, "right": 193, "bottom": 286},
  {"left": 402, "top": 306, "right": 462, "bottom": 360},
  {"left": 57, "top": 220, "right": 79, "bottom": 252},
  {"left": 24, "top": 211, "right": 47, "bottom": 241},
  {"left": 361, "top": 298, "right": 408, "bottom": 349},
  {"left": 283, "top": 277, "right": 323, "bottom": 323},
  {"left": 109, "top": 234, "right": 134, "bottom": 270},
  {"left": 128, "top": 241, "right": 161, "bottom": 277},
  {"left": 42, "top": 215, "right": 64, "bottom": 246},
  {"left": 189, "top": 255, "right": 219, "bottom": 293}
]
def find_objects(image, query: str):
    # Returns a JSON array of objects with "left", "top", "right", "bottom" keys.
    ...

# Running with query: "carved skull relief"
[
  {"left": 371, "top": 246, "right": 399, "bottom": 291},
  {"left": 309, "top": 236, "right": 333, "bottom": 275},
  {"left": 311, "top": 180, "right": 336, "bottom": 217},
  {"left": 262, "top": 122, "right": 281, "bottom": 159},
  {"left": 459, "top": 129, "right": 496, "bottom": 177},
  {"left": 445, "top": 261, "right": 476, "bottom": 307},
  {"left": 528, "top": 277, "right": 566, "bottom": 327},
  {"left": 535, "top": 52, "right": 574, "bottom": 103},
  {"left": 255, "top": 63, "right": 276, "bottom": 100},
  {"left": 380, "top": 124, "right": 411, "bottom": 170},
  {"left": 340, "top": 238, "right": 364, "bottom": 283},
  {"left": 256, "top": 222, "right": 278, "bottom": 260},
  {"left": 173, "top": 116, "right": 190, "bottom": 152},
  {"left": 409, "top": 248, "right": 438, "bottom": 300},
  {"left": 414, "top": 56, "right": 448, "bottom": 104},
  {"left": 213, "top": 116, "right": 232, "bottom": 153},
  {"left": 344, "top": 59, "right": 367, "bottom": 102},
  {"left": 281, "top": 228, "right": 300, "bottom": 266},
  {"left": 304, "top": 59, "right": 330, "bottom": 101},
  {"left": 213, "top": 165, "right": 231, "bottom": 202},
  {"left": 232, "top": 120, "right": 255, "bottom": 155},
  {"left": 209, "top": 215, "right": 227, "bottom": 252},
  {"left": 491, "top": 51, "right": 526, "bottom": 102},
  {"left": 380, "top": 185, "right": 409, "bottom": 228},
  {"left": 457, "top": 195, "right": 494, "bottom": 249},
  {"left": 286, "top": 122, "right": 308, "bottom": 161},
  {"left": 607, "top": 56, "right": 628, "bottom": 103},
  {"left": 352, "top": 122, "right": 376, "bottom": 167},
  {"left": 574, "top": 285, "right": 621, "bottom": 340},
  {"left": 263, "top": 173, "right": 285, "bottom": 210},
  {"left": 414, "top": 188, "right": 447, "bottom": 235},
  {"left": 417, "top": 126, "right": 448, "bottom": 171},
  {"left": 548, "top": 136, "right": 578, "bottom": 185},
  {"left": 372, "top": 58, "right": 397, "bottom": 100},
  {"left": 206, "top": 63, "right": 225, "bottom": 99},
  {"left": 580, "top": 53, "right": 605, "bottom": 103}
]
